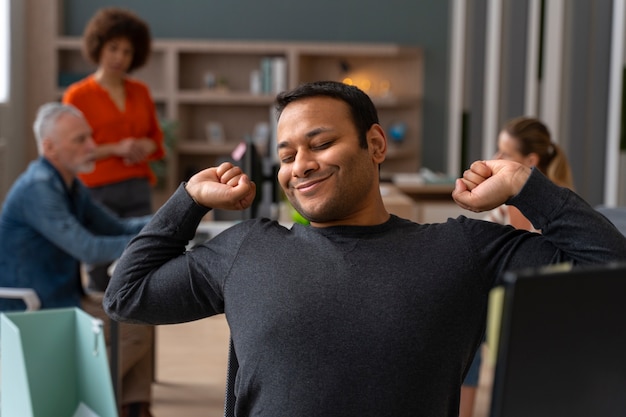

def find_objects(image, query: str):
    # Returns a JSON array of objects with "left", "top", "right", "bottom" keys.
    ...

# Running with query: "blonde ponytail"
[{"left": 546, "top": 142, "right": 574, "bottom": 190}]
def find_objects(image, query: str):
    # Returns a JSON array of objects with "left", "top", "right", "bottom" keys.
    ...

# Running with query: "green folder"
[{"left": 1, "top": 308, "right": 117, "bottom": 417}]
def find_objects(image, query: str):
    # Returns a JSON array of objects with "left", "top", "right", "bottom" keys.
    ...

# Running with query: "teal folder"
[{"left": 1, "top": 308, "right": 117, "bottom": 417}]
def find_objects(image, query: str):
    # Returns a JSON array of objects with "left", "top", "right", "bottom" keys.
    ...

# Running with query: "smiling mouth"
[
  {"left": 294, "top": 176, "right": 327, "bottom": 191},
  {"left": 296, "top": 181, "right": 318, "bottom": 191}
]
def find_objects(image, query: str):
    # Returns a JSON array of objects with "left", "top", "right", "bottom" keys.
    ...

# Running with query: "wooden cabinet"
[
  {"left": 294, "top": 43, "right": 423, "bottom": 175},
  {"left": 53, "top": 37, "right": 423, "bottom": 202}
]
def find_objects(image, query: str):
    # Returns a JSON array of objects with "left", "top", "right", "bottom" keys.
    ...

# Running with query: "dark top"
[{"left": 104, "top": 169, "right": 626, "bottom": 416}]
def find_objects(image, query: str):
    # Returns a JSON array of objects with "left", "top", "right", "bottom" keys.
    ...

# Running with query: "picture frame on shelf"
[{"left": 205, "top": 121, "right": 225, "bottom": 144}]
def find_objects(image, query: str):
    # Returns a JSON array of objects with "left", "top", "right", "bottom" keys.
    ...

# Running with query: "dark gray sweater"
[{"left": 104, "top": 169, "right": 626, "bottom": 417}]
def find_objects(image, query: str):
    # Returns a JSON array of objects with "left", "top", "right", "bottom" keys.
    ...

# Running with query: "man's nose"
[
  {"left": 86, "top": 136, "right": 97, "bottom": 151},
  {"left": 292, "top": 150, "right": 317, "bottom": 177}
]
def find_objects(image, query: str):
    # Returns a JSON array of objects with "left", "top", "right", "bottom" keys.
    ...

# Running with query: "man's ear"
[
  {"left": 367, "top": 124, "right": 387, "bottom": 164},
  {"left": 41, "top": 137, "right": 56, "bottom": 157}
]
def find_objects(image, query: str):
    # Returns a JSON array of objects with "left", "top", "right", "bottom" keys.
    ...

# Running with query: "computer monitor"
[
  {"left": 213, "top": 138, "right": 279, "bottom": 221},
  {"left": 489, "top": 262, "right": 626, "bottom": 417},
  {"left": 233, "top": 139, "right": 264, "bottom": 219}
]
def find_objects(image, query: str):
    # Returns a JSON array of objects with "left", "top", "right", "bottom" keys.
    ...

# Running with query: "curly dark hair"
[{"left": 82, "top": 7, "right": 151, "bottom": 73}]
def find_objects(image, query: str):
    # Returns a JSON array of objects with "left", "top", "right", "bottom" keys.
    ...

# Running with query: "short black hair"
[
  {"left": 82, "top": 7, "right": 152, "bottom": 73},
  {"left": 275, "top": 81, "right": 379, "bottom": 149}
]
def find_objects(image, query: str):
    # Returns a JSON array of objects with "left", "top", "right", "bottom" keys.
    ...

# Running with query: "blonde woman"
[
  {"left": 460, "top": 116, "right": 574, "bottom": 417},
  {"left": 487, "top": 116, "right": 574, "bottom": 229}
]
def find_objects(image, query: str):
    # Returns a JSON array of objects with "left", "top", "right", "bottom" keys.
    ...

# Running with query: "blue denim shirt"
[{"left": 0, "top": 157, "right": 150, "bottom": 310}]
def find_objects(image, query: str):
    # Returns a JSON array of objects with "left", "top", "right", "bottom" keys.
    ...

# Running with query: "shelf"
[
  {"left": 51, "top": 37, "right": 423, "bottom": 200},
  {"left": 176, "top": 91, "right": 276, "bottom": 105},
  {"left": 372, "top": 95, "right": 422, "bottom": 108},
  {"left": 385, "top": 145, "right": 419, "bottom": 160},
  {"left": 177, "top": 142, "right": 238, "bottom": 155}
]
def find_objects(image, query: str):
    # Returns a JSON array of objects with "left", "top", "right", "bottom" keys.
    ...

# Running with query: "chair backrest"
[
  {"left": 595, "top": 206, "right": 626, "bottom": 236},
  {"left": 223, "top": 338, "right": 239, "bottom": 417},
  {"left": 489, "top": 262, "right": 626, "bottom": 417},
  {"left": 0, "top": 287, "right": 41, "bottom": 311}
]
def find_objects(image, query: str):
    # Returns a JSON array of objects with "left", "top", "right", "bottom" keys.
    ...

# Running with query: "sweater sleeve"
[
  {"left": 103, "top": 183, "right": 228, "bottom": 324},
  {"left": 463, "top": 168, "right": 626, "bottom": 286},
  {"left": 510, "top": 168, "right": 626, "bottom": 263},
  {"left": 23, "top": 179, "right": 146, "bottom": 265}
]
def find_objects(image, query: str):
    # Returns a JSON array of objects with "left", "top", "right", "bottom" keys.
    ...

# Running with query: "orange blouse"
[{"left": 62, "top": 75, "right": 165, "bottom": 187}]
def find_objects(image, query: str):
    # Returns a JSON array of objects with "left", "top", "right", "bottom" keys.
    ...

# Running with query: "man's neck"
[{"left": 42, "top": 157, "right": 75, "bottom": 189}]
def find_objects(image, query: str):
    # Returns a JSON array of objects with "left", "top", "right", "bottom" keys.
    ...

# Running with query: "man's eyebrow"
[
  {"left": 305, "top": 127, "right": 332, "bottom": 138},
  {"left": 277, "top": 127, "right": 334, "bottom": 149}
]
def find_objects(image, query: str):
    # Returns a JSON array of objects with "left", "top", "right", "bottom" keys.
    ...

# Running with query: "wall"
[
  {"left": 563, "top": 0, "right": 613, "bottom": 205},
  {"left": 63, "top": 0, "right": 452, "bottom": 173},
  {"left": 457, "top": 0, "right": 619, "bottom": 207},
  {"left": 0, "top": 0, "right": 26, "bottom": 204}
]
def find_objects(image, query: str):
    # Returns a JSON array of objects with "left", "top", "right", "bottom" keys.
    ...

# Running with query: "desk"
[
  {"left": 391, "top": 172, "right": 455, "bottom": 201},
  {"left": 391, "top": 177, "right": 484, "bottom": 223},
  {"left": 393, "top": 182, "right": 455, "bottom": 202},
  {"left": 380, "top": 183, "right": 419, "bottom": 221},
  {"left": 390, "top": 179, "right": 457, "bottom": 223}
]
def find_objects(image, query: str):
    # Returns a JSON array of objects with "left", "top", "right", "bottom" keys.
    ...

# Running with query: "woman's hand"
[{"left": 117, "top": 138, "right": 156, "bottom": 164}]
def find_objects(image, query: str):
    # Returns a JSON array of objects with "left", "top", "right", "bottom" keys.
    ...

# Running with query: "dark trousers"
[{"left": 87, "top": 178, "right": 152, "bottom": 291}]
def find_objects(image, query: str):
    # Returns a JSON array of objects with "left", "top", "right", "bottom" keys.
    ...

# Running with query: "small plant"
[{"left": 151, "top": 119, "right": 178, "bottom": 190}]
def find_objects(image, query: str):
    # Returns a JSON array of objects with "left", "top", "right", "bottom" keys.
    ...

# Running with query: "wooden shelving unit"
[{"left": 53, "top": 37, "right": 423, "bottom": 202}]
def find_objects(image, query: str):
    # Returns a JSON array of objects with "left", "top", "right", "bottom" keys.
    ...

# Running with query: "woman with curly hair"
[
  {"left": 63, "top": 8, "right": 165, "bottom": 292},
  {"left": 62, "top": 7, "right": 162, "bottom": 417}
]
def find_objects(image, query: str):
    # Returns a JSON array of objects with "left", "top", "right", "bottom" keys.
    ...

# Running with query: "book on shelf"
[{"left": 259, "top": 56, "right": 287, "bottom": 95}]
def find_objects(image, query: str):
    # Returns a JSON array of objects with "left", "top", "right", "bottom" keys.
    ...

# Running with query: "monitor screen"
[
  {"left": 213, "top": 139, "right": 277, "bottom": 221},
  {"left": 489, "top": 262, "right": 626, "bottom": 417}
]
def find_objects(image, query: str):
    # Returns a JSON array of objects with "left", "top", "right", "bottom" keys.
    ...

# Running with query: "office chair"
[
  {"left": 223, "top": 338, "right": 239, "bottom": 417},
  {"left": 595, "top": 206, "right": 626, "bottom": 236},
  {"left": 0, "top": 287, "right": 41, "bottom": 311}
]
